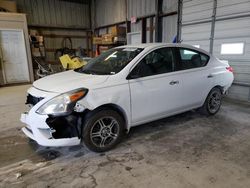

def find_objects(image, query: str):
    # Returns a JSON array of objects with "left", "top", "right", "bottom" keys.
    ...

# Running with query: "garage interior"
[{"left": 0, "top": 0, "right": 250, "bottom": 187}]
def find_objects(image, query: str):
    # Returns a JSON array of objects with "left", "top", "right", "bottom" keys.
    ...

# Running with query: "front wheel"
[
  {"left": 199, "top": 87, "right": 222, "bottom": 115},
  {"left": 82, "top": 109, "right": 125, "bottom": 152}
]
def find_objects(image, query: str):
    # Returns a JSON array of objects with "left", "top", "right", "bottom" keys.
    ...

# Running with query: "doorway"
[{"left": 0, "top": 30, "right": 30, "bottom": 85}]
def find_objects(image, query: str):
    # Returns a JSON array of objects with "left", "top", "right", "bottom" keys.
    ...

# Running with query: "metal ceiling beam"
[
  {"left": 155, "top": 0, "right": 163, "bottom": 42},
  {"left": 177, "top": 0, "right": 183, "bottom": 43},
  {"left": 209, "top": 0, "right": 217, "bottom": 54}
]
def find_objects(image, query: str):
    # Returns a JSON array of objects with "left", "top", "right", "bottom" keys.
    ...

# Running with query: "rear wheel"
[
  {"left": 199, "top": 87, "right": 222, "bottom": 115},
  {"left": 82, "top": 109, "right": 124, "bottom": 152}
]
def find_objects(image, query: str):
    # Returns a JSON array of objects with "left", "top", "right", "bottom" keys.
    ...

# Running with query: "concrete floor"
[{"left": 0, "top": 85, "right": 250, "bottom": 188}]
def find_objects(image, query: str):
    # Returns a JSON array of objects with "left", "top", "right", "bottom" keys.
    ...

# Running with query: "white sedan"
[{"left": 21, "top": 43, "right": 234, "bottom": 152}]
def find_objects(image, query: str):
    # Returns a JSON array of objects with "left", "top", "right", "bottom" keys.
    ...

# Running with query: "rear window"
[{"left": 178, "top": 48, "right": 209, "bottom": 70}]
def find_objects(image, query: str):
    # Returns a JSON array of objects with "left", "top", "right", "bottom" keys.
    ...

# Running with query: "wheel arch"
[
  {"left": 89, "top": 103, "right": 129, "bottom": 131},
  {"left": 200, "top": 85, "right": 224, "bottom": 107},
  {"left": 213, "top": 85, "right": 224, "bottom": 94}
]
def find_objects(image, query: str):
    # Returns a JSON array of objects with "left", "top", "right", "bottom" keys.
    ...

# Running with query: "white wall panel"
[
  {"left": 127, "top": 0, "right": 155, "bottom": 19},
  {"left": 182, "top": 0, "right": 213, "bottom": 23},
  {"left": 17, "top": 0, "right": 90, "bottom": 28},
  {"left": 213, "top": 17, "right": 250, "bottom": 88},
  {"left": 228, "top": 85, "right": 250, "bottom": 101},
  {"left": 162, "top": 15, "right": 177, "bottom": 43},
  {"left": 163, "top": 0, "right": 178, "bottom": 13},
  {"left": 95, "top": 0, "right": 126, "bottom": 27},
  {"left": 214, "top": 19, "right": 250, "bottom": 39},
  {"left": 181, "top": 0, "right": 250, "bottom": 101},
  {"left": 131, "top": 21, "right": 142, "bottom": 32},
  {"left": 182, "top": 23, "right": 211, "bottom": 41},
  {"left": 217, "top": 0, "right": 250, "bottom": 17}
]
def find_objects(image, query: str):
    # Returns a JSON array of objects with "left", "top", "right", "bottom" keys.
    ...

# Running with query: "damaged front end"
[
  {"left": 21, "top": 87, "right": 89, "bottom": 147},
  {"left": 46, "top": 112, "right": 86, "bottom": 139}
]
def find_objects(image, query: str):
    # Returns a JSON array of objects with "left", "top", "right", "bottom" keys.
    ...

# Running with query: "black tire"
[
  {"left": 199, "top": 87, "right": 222, "bottom": 116},
  {"left": 82, "top": 109, "right": 125, "bottom": 152}
]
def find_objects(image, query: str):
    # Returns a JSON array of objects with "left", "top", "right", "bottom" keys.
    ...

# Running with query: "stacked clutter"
[
  {"left": 29, "top": 30, "right": 45, "bottom": 58},
  {"left": 0, "top": 0, "right": 17, "bottom": 12},
  {"left": 93, "top": 26, "right": 126, "bottom": 45},
  {"left": 93, "top": 26, "right": 126, "bottom": 55},
  {"left": 111, "top": 26, "right": 126, "bottom": 44}
]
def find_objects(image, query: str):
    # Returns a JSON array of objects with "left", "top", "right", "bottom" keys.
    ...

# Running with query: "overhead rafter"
[{"left": 155, "top": 0, "right": 163, "bottom": 42}]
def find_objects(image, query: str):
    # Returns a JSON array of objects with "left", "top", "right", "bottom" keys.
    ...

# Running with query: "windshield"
[{"left": 76, "top": 47, "right": 143, "bottom": 75}]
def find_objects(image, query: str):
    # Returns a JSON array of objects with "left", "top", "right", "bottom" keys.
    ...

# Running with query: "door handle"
[
  {"left": 169, "top": 80, "right": 179, "bottom": 85},
  {"left": 207, "top": 74, "right": 214, "bottom": 78}
]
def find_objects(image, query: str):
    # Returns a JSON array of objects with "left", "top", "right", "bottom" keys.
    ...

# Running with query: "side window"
[
  {"left": 178, "top": 48, "right": 209, "bottom": 70},
  {"left": 129, "top": 47, "right": 174, "bottom": 78}
]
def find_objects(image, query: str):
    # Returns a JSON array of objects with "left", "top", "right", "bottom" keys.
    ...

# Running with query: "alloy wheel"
[
  {"left": 90, "top": 116, "right": 119, "bottom": 148},
  {"left": 208, "top": 90, "right": 221, "bottom": 113}
]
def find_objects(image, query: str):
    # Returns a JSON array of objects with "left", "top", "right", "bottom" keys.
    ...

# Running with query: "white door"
[
  {"left": 174, "top": 47, "right": 212, "bottom": 108},
  {"left": 128, "top": 47, "right": 184, "bottom": 125},
  {"left": 0, "top": 30, "right": 30, "bottom": 84},
  {"left": 129, "top": 47, "right": 212, "bottom": 125}
]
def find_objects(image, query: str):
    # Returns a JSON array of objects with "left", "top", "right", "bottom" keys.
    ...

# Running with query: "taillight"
[{"left": 226, "top": 66, "right": 233, "bottom": 73}]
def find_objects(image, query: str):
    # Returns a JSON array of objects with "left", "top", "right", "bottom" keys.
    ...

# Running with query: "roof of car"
[{"left": 116, "top": 43, "right": 210, "bottom": 56}]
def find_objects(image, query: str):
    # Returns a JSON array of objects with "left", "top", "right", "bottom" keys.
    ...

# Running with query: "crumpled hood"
[{"left": 33, "top": 70, "right": 109, "bottom": 93}]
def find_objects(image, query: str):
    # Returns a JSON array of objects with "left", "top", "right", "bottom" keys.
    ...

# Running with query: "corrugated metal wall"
[
  {"left": 17, "top": 0, "right": 90, "bottom": 28},
  {"left": 181, "top": 0, "right": 213, "bottom": 51},
  {"left": 16, "top": 0, "right": 91, "bottom": 63},
  {"left": 180, "top": 0, "right": 250, "bottom": 101},
  {"left": 127, "top": 0, "right": 155, "bottom": 19},
  {"left": 213, "top": 0, "right": 250, "bottom": 101},
  {"left": 95, "top": 0, "right": 126, "bottom": 27},
  {"left": 182, "top": 0, "right": 214, "bottom": 23},
  {"left": 162, "top": 0, "right": 178, "bottom": 43},
  {"left": 162, "top": 14, "right": 177, "bottom": 43},
  {"left": 127, "top": 0, "right": 155, "bottom": 41},
  {"left": 94, "top": 0, "right": 178, "bottom": 44},
  {"left": 128, "top": 0, "right": 178, "bottom": 43},
  {"left": 163, "top": 0, "right": 178, "bottom": 13}
]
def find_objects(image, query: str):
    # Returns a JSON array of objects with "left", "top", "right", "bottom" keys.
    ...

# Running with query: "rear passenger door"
[{"left": 174, "top": 47, "right": 212, "bottom": 108}]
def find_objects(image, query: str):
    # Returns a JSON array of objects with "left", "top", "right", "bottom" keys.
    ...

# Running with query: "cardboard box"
[
  {"left": 93, "top": 37, "right": 102, "bottom": 45},
  {"left": 113, "top": 36, "right": 126, "bottom": 43},
  {"left": 0, "top": 0, "right": 17, "bottom": 12},
  {"left": 31, "top": 47, "right": 41, "bottom": 57},
  {"left": 110, "top": 26, "right": 126, "bottom": 36},
  {"left": 101, "top": 34, "right": 113, "bottom": 44}
]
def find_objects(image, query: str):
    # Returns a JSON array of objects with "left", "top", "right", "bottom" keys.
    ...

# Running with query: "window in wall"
[
  {"left": 178, "top": 48, "right": 209, "bottom": 70},
  {"left": 129, "top": 47, "right": 174, "bottom": 78},
  {"left": 221, "top": 43, "right": 244, "bottom": 55}
]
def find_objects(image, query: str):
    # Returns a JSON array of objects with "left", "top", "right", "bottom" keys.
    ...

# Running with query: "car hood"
[{"left": 33, "top": 70, "right": 109, "bottom": 93}]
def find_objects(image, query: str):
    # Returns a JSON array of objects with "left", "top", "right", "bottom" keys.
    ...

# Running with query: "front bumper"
[
  {"left": 21, "top": 112, "right": 80, "bottom": 147},
  {"left": 20, "top": 87, "right": 81, "bottom": 147}
]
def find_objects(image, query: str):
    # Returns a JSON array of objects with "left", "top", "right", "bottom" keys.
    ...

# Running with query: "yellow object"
[{"left": 59, "top": 54, "right": 87, "bottom": 70}]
